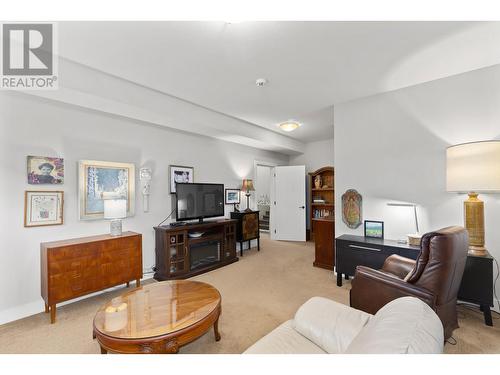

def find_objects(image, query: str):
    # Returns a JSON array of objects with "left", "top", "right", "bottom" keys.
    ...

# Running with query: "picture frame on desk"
[{"left": 364, "top": 220, "right": 384, "bottom": 239}]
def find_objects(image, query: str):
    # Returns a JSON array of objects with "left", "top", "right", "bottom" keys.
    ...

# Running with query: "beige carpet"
[{"left": 0, "top": 234, "right": 498, "bottom": 354}]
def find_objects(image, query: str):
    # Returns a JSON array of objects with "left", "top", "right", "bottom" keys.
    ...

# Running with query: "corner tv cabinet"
[
  {"left": 41, "top": 232, "right": 143, "bottom": 324},
  {"left": 153, "top": 219, "right": 238, "bottom": 281}
]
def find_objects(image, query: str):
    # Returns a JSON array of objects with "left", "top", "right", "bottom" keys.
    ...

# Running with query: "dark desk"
[{"left": 335, "top": 234, "right": 494, "bottom": 326}]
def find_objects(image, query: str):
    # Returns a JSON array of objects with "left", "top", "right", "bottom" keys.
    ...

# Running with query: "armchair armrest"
[
  {"left": 292, "top": 297, "right": 372, "bottom": 353},
  {"left": 381, "top": 254, "right": 416, "bottom": 279},
  {"left": 350, "top": 266, "right": 436, "bottom": 316}
]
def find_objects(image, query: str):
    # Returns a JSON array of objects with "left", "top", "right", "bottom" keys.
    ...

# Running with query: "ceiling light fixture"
[
  {"left": 278, "top": 120, "right": 301, "bottom": 132},
  {"left": 255, "top": 78, "right": 268, "bottom": 87}
]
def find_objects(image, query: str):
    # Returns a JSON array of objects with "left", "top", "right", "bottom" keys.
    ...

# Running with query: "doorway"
[{"left": 254, "top": 163, "right": 274, "bottom": 232}]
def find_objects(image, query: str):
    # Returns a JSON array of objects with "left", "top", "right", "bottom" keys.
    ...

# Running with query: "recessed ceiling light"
[{"left": 278, "top": 120, "right": 301, "bottom": 132}]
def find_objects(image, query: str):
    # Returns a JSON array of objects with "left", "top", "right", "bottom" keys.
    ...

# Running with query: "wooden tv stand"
[{"left": 153, "top": 219, "right": 238, "bottom": 280}]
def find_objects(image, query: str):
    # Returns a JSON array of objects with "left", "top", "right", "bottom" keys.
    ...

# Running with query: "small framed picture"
[
  {"left": 364, "top": 220, "right": 384, "bottom": 238},
  {"left": 24, "top": 191, "right": 64, "bottom": 227},
  {"left": 169, "top": 165, "right": 194, "bottom": 194},
  {"left": 27, "top": 156, "right": 64, "bottom": 184},
  {"left": 225, "top": 188, "right": 241, "bottom": 204}
]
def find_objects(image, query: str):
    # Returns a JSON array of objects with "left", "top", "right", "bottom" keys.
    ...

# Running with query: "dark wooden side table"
[
  {"left": 230, "top": 211, "right": 260, "bottom": 256},
  {"left": 457, "top": 251, "right": 494, "bottom": 326},
  {"left": 335, "top": 234, "right": 495, "bottom": 327}
]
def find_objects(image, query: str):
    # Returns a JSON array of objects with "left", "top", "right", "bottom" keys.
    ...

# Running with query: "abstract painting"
[
  {"left": 24, "top": 191, "right": 64, "bottom": 227},
  {"left": 78, "top": 160, "right": 135, "bottom": 220},
  {"left": 27, "top": 156, "right": 64, "bottom": 184}
]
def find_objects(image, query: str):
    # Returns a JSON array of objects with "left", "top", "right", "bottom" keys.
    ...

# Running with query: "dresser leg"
[
  {"left": 50, "top": 305, "right": 56, "bottom": 324},
  {"left": 337, "top": 273, "right": 343, "bottom": 287},
  {"left": 44, "top": 303, "right": 49, "bottom": 313},
  {"left": 240, "top": 242, "right": 243, "bottom": 257},
  {"left": 345, "top": 274, "right": 350, "bottom": 280},
  {"left": 482, "top": 305, "right": 493, "bottom": 326},
  {"left": 100, "top": 346, "right": 108, "bottom": 354},
  {"left": 258, "top": 238, "right": 260, "bottom": 251},
  {"left": 136, "top": 279, "right": 141, "bottom": 287},
  {"left": 126, "top": 282, "right": 130, "bottom": 288}
]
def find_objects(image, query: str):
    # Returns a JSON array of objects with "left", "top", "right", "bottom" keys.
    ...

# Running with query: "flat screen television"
[{"left": 175, "top": 183, "right": 225, "bottom": 223}]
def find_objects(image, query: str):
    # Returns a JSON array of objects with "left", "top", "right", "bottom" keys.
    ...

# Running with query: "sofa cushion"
[
  {"left": 244, "top": 320, "right": 326, "bottom": 354},
  {"left": 344, "top": 297, "right": 444, "bottom": 354},
  {"left": 293, "top": 297, "right": 372, "bottom": 353}
]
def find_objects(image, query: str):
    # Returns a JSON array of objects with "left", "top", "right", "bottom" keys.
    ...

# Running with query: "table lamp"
[
  {"left": 104, "top": 199, "right": 127, "bottom": 236},
  {"left": 241, "top": 179, "right": 255, "bottom": 212},
  {"left": 447, "top": 140, "right": 500, "bottom": 255}
]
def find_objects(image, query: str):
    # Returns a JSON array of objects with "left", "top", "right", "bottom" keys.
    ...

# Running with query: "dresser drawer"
[
  {"left": 48, "top": 243, "right": 100, "bottom": 261},
  {"left": 49, "top": 274, "right": 98, "bottom": 302}
]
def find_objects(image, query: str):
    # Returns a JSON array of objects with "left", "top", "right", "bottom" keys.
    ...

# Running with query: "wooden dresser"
[{"left": 41, "top": 232, "right": 142, "bottom": 323}]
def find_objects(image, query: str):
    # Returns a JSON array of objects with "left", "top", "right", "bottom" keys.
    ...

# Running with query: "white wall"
[
  {"left": 0, "top": 91, "right": 289, "bottom": 324},
  {"left": 335, "top": 64, "right": 500, "bottom": 311},
  {"left": 289, "top": 138, "right": 334, "bottom": 173}
]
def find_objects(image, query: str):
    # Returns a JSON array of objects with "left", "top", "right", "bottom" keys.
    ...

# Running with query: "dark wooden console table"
[
  {"left": 154, "top": 219, "right": 238, "bottom": 280},
  {"left": 335, "top": 234, "right": 494, "bottom": 326}
]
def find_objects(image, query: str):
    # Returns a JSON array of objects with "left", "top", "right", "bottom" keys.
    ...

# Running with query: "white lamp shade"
[
  {"left": 104, "top": 199, "right": 127, "bottom": 219},
  {"left": 446, "top": 141, "right": 500, "bottom": 192}
]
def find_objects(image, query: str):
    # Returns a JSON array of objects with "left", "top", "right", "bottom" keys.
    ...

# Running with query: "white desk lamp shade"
[
  {"left": 104, "top": 199, "right": 127, "bottom": 219},
  {"left": 446, "top": 141, "right": 500, "bottom": 192}
]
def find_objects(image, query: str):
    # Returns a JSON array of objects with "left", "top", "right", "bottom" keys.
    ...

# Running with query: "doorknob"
[{"left": 299, "top": 206, "right": 305, "bottom": 209}]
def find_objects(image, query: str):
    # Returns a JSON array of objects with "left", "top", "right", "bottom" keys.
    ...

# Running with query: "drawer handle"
[{"left": 348, "top": 244, "right": 381, "bottom": 252}]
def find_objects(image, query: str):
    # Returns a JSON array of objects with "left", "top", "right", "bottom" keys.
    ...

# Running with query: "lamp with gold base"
[{"left": 447, "top": 141, "right": 500, "bottom": 256}]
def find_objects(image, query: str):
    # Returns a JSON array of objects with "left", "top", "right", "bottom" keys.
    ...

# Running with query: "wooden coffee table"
[{"left": 93, "top": 280, "right": 221, "bottom": 354}]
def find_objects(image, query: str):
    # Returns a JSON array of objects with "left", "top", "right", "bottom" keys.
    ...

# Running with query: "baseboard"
[{"left": 0, "top": 274, "right": 154, "bottom": 326}]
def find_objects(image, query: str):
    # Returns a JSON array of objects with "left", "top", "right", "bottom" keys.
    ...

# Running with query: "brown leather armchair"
[{"left": 350, "top": 226, "right": 469, "bottom": 339}]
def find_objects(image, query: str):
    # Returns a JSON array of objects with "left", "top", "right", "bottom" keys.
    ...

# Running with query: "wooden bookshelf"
[{"left": 308, "top": 166, "right": 335, "bottom": 270}]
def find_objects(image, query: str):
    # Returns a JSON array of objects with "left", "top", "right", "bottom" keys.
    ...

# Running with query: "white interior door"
[{"left": 270, "top": 165, "right": 306, "bottom": 241}]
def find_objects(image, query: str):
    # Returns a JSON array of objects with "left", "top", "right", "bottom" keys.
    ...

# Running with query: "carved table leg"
[
  {"left": 44, "top": 303, "right": 49, "bottom": 313},
  {"left": 100, "top": 346, "right": 108, "bottom": 354},
  {"left": 214, "top": 318, "right": 221, "bottom": 341}
]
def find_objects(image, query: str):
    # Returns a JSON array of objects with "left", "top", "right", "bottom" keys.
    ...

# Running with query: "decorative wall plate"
[{"left": 342, "top": 189, "right": 362, "bottom": 229}]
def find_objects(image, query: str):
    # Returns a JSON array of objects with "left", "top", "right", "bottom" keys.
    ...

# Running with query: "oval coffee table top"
[{"left": 94, "top": 280, "right": 221, "bottom": 340}]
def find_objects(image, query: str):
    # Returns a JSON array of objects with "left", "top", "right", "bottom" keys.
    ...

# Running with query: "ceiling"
[{"left": 57, "top": 21, "right": 500, "bottom": 143}]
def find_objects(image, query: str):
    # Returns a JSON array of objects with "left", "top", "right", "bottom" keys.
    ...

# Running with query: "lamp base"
[
  {"left": 110, "top": 219, "right": 123, "bottom": 236},
  {"left": 468, "top": 245, "right": 487, "bottom": 257},
  {"left": 464, "top": 192, "right": 486, "bottom": 255}
]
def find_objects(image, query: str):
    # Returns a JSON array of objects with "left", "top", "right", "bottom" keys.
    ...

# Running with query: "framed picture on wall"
[
  {"left": 169, "top": 165, "right": 194, "bottom": 194},
  {"left": 24, "top": 191, "right": 64, "bottom": 227},
  {"left": 364, "top": 220, "right": 384, "bottom": 239},
  {"left": 27, "top": 156, "right": 64, "bottom": 185},
  {"left": 78, "top": 160, "right": 135, "bottom": 220},
  {"left": 225, "top": 188, "right": 241, "bottom": 204}
]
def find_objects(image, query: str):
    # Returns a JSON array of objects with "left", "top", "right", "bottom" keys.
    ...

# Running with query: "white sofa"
[{"left": 244, "top": 296, "right": 444, "bottom": 354}]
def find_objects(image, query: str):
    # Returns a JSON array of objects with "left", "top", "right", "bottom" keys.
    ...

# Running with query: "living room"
[{"left": 2, "top": 1, "right": 500, "bottom": 373}]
